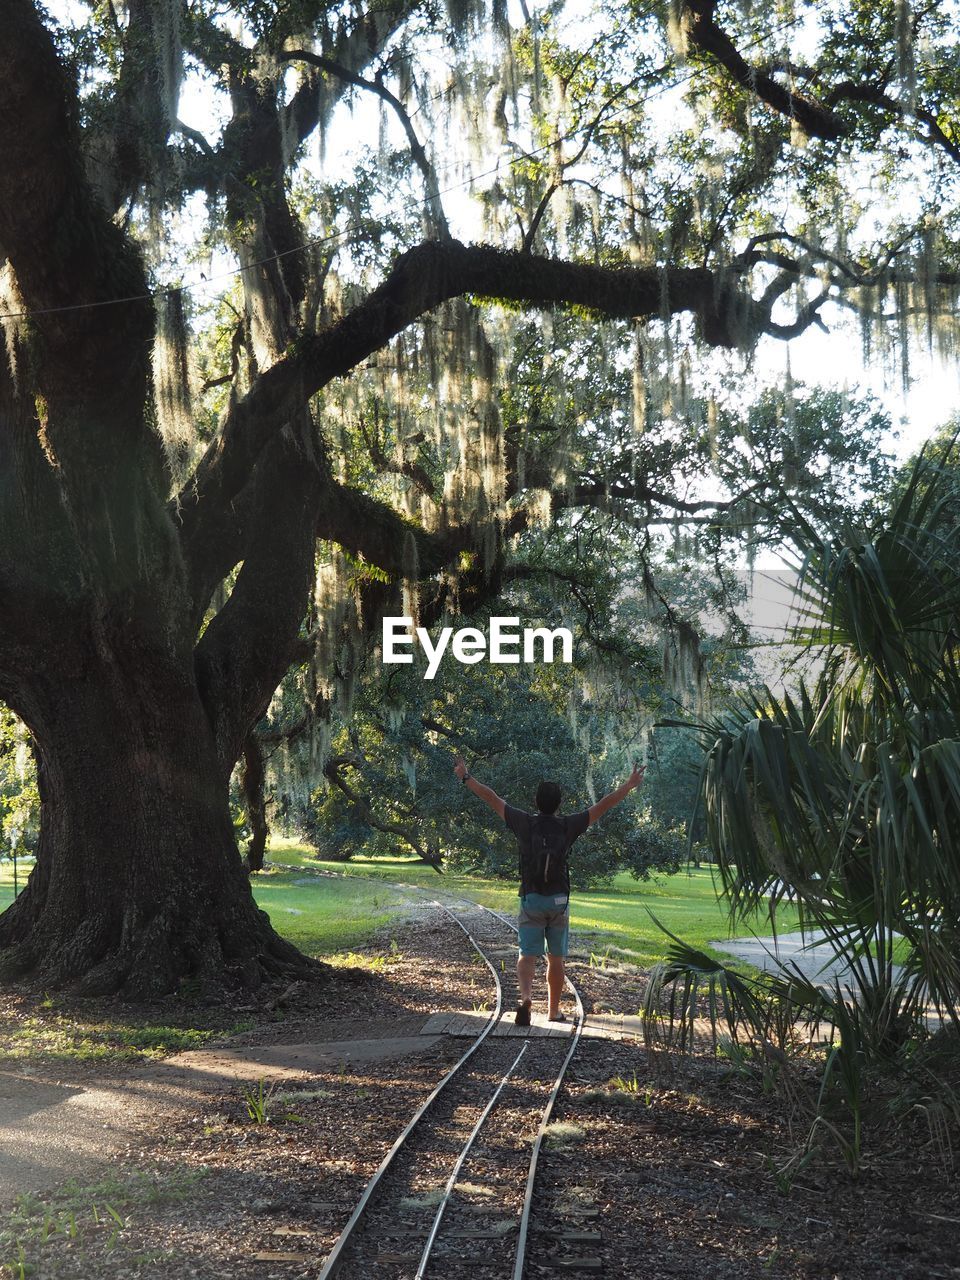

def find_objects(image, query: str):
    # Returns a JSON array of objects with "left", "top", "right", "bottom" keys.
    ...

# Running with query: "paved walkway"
[{"left": 710, "top": 929, "right": 904, "bottom": 991}]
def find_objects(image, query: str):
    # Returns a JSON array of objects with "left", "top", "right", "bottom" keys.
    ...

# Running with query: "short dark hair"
[{"left": 535, "top": 781, "right": 562, "bottom": 815}]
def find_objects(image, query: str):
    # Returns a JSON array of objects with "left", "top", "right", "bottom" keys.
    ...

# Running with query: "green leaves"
[{"left": 641, "top": 916, "right": 777, "bottom": 1055}]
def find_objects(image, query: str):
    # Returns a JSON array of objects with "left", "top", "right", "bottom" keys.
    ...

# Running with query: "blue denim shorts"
[{"left": 518, "top": 892, "right": 570, "bottom": 957}]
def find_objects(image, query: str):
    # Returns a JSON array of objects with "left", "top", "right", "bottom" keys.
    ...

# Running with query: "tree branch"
[
  {"left": 175, "top": 118, "right": 216, "bottom": 159},
  {"left": 241, "top": 730, "right": 269, "bottom": 872},
  {"left": 356, "top": 409, "right": 439, "bottom": 499},
  {"left": 765, "top": 290, "right": 830, "bottom": 338},
  {"left": 176, "top": 237, "right": 768, "bottom": 555},
  {"left": 680, "top": 0, "right": 848, "bottom": 142},
  {"left": 0, "top": 0, "right": 153, "bottom": 391},
  {"left": 566, "top": 472, "right": 770, "bottom": 516},
  {"left": 194, "top": 421, "right": 324, "bottom": 776},
  {"left": 281, "top": 49, "right": 449, "bottom": 240},
  {"left": 315, "top": 480, "right": 468, "bottom": 576},
  {"left": 278, "top": 2, "right": 416, "bottom": 158},
  {"left": 323, "top": 754, "right": 443, "bottom": 871},
  {"left": 827, "top": 80, "right": 960, "bottom": 166},
  {"left": 522, "top": 182, "right": 558, "bottom": 254}
]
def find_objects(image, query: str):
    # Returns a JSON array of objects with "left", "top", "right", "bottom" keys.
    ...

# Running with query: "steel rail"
[
  {"left": 414, "top": 1039, "right": 531, "bottom": 1279},
  {"left": 316, "top": 903, "right": 503, "bottom": 1279},
  {"left": 477, "top": 905, "right": 587, "bottom": 1280},
  {"left": 312, "top": 887, "right": 588, "bottom": 1280}
]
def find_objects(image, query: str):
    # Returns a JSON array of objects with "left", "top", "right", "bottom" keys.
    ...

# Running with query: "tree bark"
[{"left": 0, "top": 647, "right": 316, "bottom": 998}]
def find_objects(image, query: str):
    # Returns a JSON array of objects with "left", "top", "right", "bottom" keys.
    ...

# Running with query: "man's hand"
[
  {"left": 628, "top": 762, "right": 646, "bottom": 790},
  {"left": 453, "top": 753, "right": 468, "bottom": 781}
]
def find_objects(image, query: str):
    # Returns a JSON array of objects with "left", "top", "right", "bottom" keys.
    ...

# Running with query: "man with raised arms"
[{"left": 452, "top": 755, "right": 645, "bottom": 1025}]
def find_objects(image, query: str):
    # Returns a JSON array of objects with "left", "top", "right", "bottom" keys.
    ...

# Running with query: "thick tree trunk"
[{"left": 0, "top": 646, "right": 318, "bottom": 998}]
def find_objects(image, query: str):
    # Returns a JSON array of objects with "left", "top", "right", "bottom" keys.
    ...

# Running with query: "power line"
[{"left": 0, "top": 11, "right": 808, "bottom": 325}]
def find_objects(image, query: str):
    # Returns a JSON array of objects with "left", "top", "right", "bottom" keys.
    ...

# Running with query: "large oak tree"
[{"left": 1, "top": 0, "right": 957, "bottom": 996}]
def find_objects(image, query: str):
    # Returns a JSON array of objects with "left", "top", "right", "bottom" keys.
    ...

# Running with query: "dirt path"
[
  {"left": 0, "top": 1030, "right": 445, "bottom": 1207},
  {"left": 1, "top": 907, "right": 958, "bottom": 1279},
  {"left": 0, "top": 918, "right": 796, "bottom": 1212}
]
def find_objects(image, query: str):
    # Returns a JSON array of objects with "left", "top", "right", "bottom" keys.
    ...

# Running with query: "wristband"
[{"left": 461, "top": 772, "right": 471, "bottom": 784}]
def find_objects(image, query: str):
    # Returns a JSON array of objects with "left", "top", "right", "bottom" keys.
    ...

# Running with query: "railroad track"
[{"left": 316, "top": 901, "right": 593, "bottom": 1280}]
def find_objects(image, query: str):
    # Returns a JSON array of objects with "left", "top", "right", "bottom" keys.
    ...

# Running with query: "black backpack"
[{"left": 521, "top": 816, "right": 570, "bottom": 896}]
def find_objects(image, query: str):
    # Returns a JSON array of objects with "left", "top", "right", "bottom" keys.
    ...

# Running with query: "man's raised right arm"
[
  {"left": 453, "top": 753, "right": 506, "bottom": 819},
  {"left": 587, "top": 764, "right": 645, "bottom": 826}
]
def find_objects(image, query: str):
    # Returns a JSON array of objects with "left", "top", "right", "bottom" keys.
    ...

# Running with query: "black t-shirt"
[{"left": 504, "top": 805, "right": 591, "bottom": 896}]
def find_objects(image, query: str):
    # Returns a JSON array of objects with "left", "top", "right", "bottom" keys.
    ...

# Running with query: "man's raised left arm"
[{"left": 587, "top": 763, "right": 645, "bottom": 826}]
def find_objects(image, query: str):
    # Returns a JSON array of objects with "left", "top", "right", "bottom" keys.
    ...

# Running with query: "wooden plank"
[
  {"left": 420, "top": 1013, "right": 455, "bottom": 1035},
  {"left": 507, "top": 1008, "right": 539, "bottom": 1034},
  {"left": 457, "top": 1012, "right": 493, "bottom": 1035},
  {"left": 423, "top": 1011, "right": 492, "bottom": 1036},
  {"left": 441, "top": 1013, "right": 471, "bottom": 1036}
]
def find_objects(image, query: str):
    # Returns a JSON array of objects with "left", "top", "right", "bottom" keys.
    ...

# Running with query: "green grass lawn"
[
  {"left": 0, "top": 858, "right": 32, "bottom": 909},
  {"left": 1, "top": 844, "right": 802, "bottom": 970},
  {"left": 568, "top": 867, "right": 804, "bottom": 968},
  {"left": 247, "top": 863, "right": 405, "bottom": 955},
  {"left": 266, "top": 840, "right": 803, "bottom": 967},
  {"left": 0, "top": 856, "right": 410, "bottom": 1063}
]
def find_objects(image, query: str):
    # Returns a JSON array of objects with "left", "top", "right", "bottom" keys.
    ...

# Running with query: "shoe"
[
  {"left": 515, "top": 999, "right": 532, "bottom": 1027},
  {"left": 548, "top": 1011, "right": 569, "bottom": 1023}
]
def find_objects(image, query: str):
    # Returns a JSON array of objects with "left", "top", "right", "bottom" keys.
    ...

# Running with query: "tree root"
[{"left": 0, "top": 897, "right": 324, "bottom": 1000}]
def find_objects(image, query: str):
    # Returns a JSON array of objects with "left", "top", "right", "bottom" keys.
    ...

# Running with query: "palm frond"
[{"left": 679, "top": 443, "right": 960, "bottom": 1035}]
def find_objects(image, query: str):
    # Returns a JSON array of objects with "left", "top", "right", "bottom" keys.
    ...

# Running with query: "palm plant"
[{"left": 668, "top": 441, "right": 960, "bottom": 1049}]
